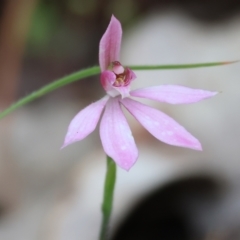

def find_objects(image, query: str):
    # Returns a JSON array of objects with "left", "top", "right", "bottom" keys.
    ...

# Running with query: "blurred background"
[{"left": 1, "top": 0, "right": 240, "bottom": 239}]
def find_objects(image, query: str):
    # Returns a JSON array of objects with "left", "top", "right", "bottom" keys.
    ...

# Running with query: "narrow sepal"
[
  {"left": 62, "top": 96, "right": 109, "bottom": 148},
  {"left": 121, "top": 98, "right": 202, "bottom": 150},
  {"left": 99, "top": 15, "right": 122, "bottom": 71},
  {"left": 100, "top": 97, "right": 138, "bottom": 170},
  {"left": 131, "top": 85, "right": 218, "bottom": 104}
]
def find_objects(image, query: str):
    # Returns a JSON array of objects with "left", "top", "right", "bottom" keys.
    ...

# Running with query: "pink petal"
[
  {"left": 99, "top": 15, "right": 122, "bottom": 71},
  {"left": 131, "top": 85, "right": 218, "bottom": 104},
  {"left": 121, "top": 98, "right": 202, "bottom": 150},
  {"left": 100, "top": 70, "right": 116, "bottom": 92},
  {"left": 100, "top": 97, "right": 138, "bottom": 170},
  {"left": 62, "top": 96, "right": 109, "bottom": 148}
]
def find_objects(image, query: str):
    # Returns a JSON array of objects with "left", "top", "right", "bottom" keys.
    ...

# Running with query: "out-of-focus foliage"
[
  {"left": 28, "top": 2, "right": 59, "bottom": 55},
  {"left": 67, "top": 0, "right": 97, "bottom": 16}
]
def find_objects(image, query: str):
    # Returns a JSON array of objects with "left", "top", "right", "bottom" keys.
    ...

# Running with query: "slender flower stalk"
[
  {"left": 100, "top": 156, "right": 116, "bottom": 240},
  {"left": 62, "top": 15, "right": 217, "bottom": 170}
]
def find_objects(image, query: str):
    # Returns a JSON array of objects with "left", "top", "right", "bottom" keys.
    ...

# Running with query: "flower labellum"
[{"left": 62, "top": 15, "right": 217, "bottom": 171}]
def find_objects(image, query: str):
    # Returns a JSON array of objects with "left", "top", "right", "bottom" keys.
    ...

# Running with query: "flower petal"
[
  {"left": 121, "top": 98, "right": 202, "bottom": 150},
  {"left": 100, "top": 70, "right": 116, "bottom": 91},
  {"left": 100, "top": 97, "right": 138, "bottom": 170},
  {"left": 131, "top": 85, "right": 218, "bottom": 104},
  {"left": 62, "top": 96, "right": 109, "bottom": 148},
  {"left": 99, "top": 15, "right": 122, "bottom": 71}
]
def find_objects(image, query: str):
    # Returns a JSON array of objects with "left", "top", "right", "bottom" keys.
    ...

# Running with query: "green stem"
[
  {"left": 100, "top": 156, "right": 117, "bottom": 240},
  {"left": 0, "top": 66, "right": 100, "bottom": 119},
  {"left": 0, "top": 61, "right": 237, "bottom": 120}
]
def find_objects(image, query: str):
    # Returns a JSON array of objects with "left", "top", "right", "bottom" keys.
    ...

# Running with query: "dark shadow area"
[{"left": 112, "top": 175, "right": 223, "bottom": 240}]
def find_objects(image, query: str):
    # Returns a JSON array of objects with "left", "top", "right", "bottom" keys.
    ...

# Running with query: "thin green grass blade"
[
  {"left": 129, "top": 61, "right": 238, "bottom": 70},
  {"left": 0, "top": 61, "right": 237, "bottom": 120},
  {"left": 0, "top": 66, "right": 100, "bottom": 119}
]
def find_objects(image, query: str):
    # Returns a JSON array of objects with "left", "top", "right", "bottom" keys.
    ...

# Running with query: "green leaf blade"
[
  {"left": 0, "top": 61, "right": 237, "bottom": 120},
  {"left": 129, "top": 61, "right": 238, "bottom": 70},
  {"left": 0, "top": 66, "right": 100, "bottom": 119}
]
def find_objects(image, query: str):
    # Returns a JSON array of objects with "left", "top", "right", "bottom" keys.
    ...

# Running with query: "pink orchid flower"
[{"left": 62, "top": 15, "right": 217, "bottom": 171}]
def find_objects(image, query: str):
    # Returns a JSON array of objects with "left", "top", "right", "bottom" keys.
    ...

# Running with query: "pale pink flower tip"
[{"left": 62, "top": 15, "right": 217, "bottom": 170}]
